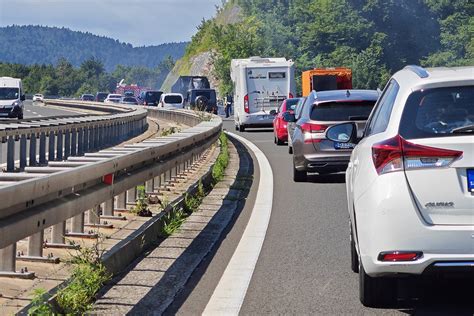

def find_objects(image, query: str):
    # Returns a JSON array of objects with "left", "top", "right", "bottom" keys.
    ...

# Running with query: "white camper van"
[
  {"left": 0, "top": 77, "right": 25, "bottom": 119},
  {"left": 231, "top": 57, "right": 295, "bottom": 131}
]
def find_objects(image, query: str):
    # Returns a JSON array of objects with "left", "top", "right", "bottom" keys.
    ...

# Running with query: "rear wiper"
[
  {"left": 452, "top": 125, "right": 474, "bottom": 134},
  {"left": 348, "top": 116, "right": 369, "bottom": 121}
]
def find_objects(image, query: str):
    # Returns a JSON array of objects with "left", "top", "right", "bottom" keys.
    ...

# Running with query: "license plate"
[
  {"left": 467, "top": 169, "right": 474, "bottom": 192},
  {"left": 258, "top": 115, "right": 270, "bottom": 120},
  {"left": 334, "top": 142, "right": 355, "bottom": 149}
]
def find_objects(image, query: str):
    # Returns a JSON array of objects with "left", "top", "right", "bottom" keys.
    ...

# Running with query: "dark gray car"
[{"left": 285, "top": 90, "right": 379, "bottom": 182}]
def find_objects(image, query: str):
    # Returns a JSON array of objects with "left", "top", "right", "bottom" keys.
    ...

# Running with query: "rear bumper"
[
  {"left": 275, "top": 128, "right": 288, "bottom": 140},
  {"left": 355, "top": 172, "right": 474, "bottom": 277},
  {"left": 239, "top": 113, "right": 276, "bottom": 127},
  {"left": 298, "top": 156, "right": 350, "bottom": 173}
]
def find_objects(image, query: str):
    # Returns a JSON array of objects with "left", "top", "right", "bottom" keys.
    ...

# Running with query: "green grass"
[{"left": 212, "top": 133, "right": 230, "bottom": 183}]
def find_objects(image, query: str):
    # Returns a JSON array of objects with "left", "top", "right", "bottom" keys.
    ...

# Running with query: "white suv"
[{"left": 326, "top": 66, "right": 474, "bottom": 307}]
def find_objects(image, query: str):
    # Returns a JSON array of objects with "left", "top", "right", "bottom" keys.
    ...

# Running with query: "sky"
[{"left": 0, "top": 0, "right": 222, "bottom": 46}]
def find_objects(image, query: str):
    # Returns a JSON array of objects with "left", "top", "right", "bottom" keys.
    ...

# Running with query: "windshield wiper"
[{"left": 452, "top": 124, "right": 474, "bottom": 134}]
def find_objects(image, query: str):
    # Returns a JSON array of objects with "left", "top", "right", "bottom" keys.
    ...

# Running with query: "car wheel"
[
  {"left": 293, "top": 164, "right": 307, "bottom": 182},
  {"left": 18, "top": 112, "right": 24, "bottom": 120},
  {"left": 359, "top": 262, "right": 397, "bottom": 307},
  {"left": 350, "top": 226, "right": 359, "bottom": 273},
  {"left": 235, "top": 124, "right": 239, "bottom": 131},
  {"left": 239, "top": 124, "right": 246, "bottom": 132},
  {"left": 276, "top": 137, "right": 284, "bottom": 146},
  {"left": 288, "top": 146, "right": 293, "bottom": 154}
]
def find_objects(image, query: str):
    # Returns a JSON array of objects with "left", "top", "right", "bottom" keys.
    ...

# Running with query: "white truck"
[
  {"left": 231, "top": 57, "right": 295, "bottom": 131},
  {"left": 0, "top": 77, "right": 25, "bottom": 119}
]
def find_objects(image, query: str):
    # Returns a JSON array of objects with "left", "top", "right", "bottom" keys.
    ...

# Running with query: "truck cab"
[{"left": 0, "top": 77, "right": 25, "bottom": 119}]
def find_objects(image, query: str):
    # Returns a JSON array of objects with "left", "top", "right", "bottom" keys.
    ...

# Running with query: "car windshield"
[
  {"left": 310, "top": 101, "right": 375, "bottom": 121},
  {"left": 164, "top": 95, "right": 183, "bottom": 104},
  {"left": 399, "top": 86, "right": 474, "bottom": 138},
  {"left": 286, "top": 98, "right": 300, "bottom": 111},
  {"left": 0, "top": 87, "right": 19, "bottom": 100},
  {"left": 146, "top": 91, "right": 162, "bottom": 102}
]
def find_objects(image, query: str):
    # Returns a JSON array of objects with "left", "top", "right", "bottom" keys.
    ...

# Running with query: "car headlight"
[{"left": 12, "top": 101, "right": 20, "bottom": 107}]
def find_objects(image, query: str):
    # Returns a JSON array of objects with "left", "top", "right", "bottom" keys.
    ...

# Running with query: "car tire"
[
  {"left": 293, "top": 165, "right": 307, "bottom": 182},
  {"left": 276, "top": 137, "right": 284, "bottom": 146},
  {"left": 239, "top": 124, "right": 246, "bottom": 132},
  {"left": 18, "top": 112, "right": 24, "bottom": 120},
  {"left": 350, "top": 226, "right": 359, "bottom": 273},
  {"left": 235, "top": 124, "right": 239, "bottom": 131},
  {"left": 288, "top": 146, "right": 293, "bottom": 154},
  {"left": 359, "top": 263, "right": 397, "bottom": 308}
]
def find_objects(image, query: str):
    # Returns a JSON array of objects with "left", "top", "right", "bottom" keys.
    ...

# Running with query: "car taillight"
[
  {"left": 289, "top": 93, "right": 294, "bottom": 99},
  {"left": 301, "top": 123, "right": 327, "bottom": 143},
  {"left": 244, "top": 94, "right": 249, "bottom": 113},
  {"left": 372, "top": 135, "right": 463, "bottom": 175},
  {"left": 378, "top": 251, "right": 423, "bottom": 262}
]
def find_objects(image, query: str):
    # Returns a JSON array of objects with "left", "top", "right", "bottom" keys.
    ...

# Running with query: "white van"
[
  {"left": 0, "top": 77, "right": 25, "bottom": 119},
  {"left": 159, "top": 93, "right": 184, "bottom": 109},
  {"left": 231, "top": 57, "right": 295, "bottom": 131}
]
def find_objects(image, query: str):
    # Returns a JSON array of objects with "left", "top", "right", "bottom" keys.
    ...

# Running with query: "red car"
[{"left": 273, "top": 98, "right": 301, "bottom": 145}]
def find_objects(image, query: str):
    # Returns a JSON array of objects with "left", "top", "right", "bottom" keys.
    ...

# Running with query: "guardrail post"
[
  {"left": 64, "top": 129, "right": 71, "bottom": 159},
  {"left": 77, "top": 128, "right": 84, "bottom": 156},
  {"left": 71, "top": 128, "right": 77, "bottom": 156},
  {"left": 103, "top": 199, "right": 114, "bottom": 216},
  {"left": 127, "top": 187, "right": 137, "bottom": 205},
  {"left": 51, "top": 221, "right": 66, "bottom": 245},
  {"left": 6, "top": 135, "right": 15, "bottom": 172},
  {"left": 116, "top": 192, "right": 127, "bottom": 211},
  {"left": 48, "top": 131, "right": 55, "bottom": 161},
  {"left": 0, "top": 244, "right": 16, "bottom": 272},
  {"left": 29, "top": 132, "right": 37, "bottom": 166},
  {"left": 83, "top": 127, "right": 89, "bottom": 153},
  {"left": 71, "top": 213, "right": 85, "bottom": 234},
  {"left": 96, "top": 126, "right": 101, "bottom": 150},
  {"left": 27, "top": 231, "right": 43, "bottom": 257},
  {"left": 56, "top": 130, "right": 63, "bottom": 161},
  {"left": 88, "top": 206, "right": 100, "bottom": 225},
  {"left": 19, "top": 134, "right": 27, "bottom": 171},
  {"left": 39, "top": 132, "right": 47, "bottom": 165},
  {"left": 91, "top": 126, "right": 97, "bottom": 151},
  {"left": 146, "top": 179, "right": 154, "bottom": 194}
]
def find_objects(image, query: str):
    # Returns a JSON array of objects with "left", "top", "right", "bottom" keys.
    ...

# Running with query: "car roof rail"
[{"left": 404, "top": 65, "right": 430, "bottom": 78}]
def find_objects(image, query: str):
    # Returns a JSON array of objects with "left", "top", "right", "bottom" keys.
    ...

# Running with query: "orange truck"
[{"left": 301, "top": 67, "right": 352, "bottom": 96}]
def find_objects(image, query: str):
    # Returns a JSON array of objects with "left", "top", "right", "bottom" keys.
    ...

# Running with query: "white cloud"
[{"left": 0, "top": 0, "right": 222, "bottom": 46}]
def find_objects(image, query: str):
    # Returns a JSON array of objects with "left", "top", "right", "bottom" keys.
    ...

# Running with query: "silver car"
[{"left": 285, "top": 90, "right": 379, "bottom": 181}]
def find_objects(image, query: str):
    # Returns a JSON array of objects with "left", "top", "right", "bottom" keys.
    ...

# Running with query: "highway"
[
  {"left": 166, "top": 120, "right": 474, "bottom": 315},
  {"left": 23, "top": 100, "right": 83, "bottom": 118}
]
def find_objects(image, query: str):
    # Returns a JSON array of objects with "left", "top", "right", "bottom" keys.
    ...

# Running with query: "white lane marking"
[
  {"left": 32, "top": 112, "right": 38, "bottom": 115},
  {"left": 203, "top": 132, "right": 274, "bottom": 316}
]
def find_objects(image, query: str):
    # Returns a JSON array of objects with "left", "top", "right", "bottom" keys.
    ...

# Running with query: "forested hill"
[
  {"left": 177, "top": 0, "right": 472, "bottom": 95},
  {"left": 0, "top": 25, "right": 187, "bottom": 71}
]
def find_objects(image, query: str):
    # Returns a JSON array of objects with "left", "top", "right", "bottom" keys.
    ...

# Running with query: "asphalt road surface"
[
  {"left": 167, "top": 120, "right": 474, "bottom": 315},
  {"left": 23, "top": 100, "right": 83, "bottom": 118}
]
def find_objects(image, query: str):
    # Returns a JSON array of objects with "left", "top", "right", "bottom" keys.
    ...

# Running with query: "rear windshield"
[
  {"left": 146, "top": 91, "right": 162, "bottom": 101},
  {"left": 286, "top": 98, "right": 300, "bottom": 111},
  {"left": 122, "top": 97, "right": 137, "bottom": 102},
  {"left": 310, "top": 101, "right": 375, "bottom": 121},
  {"left": 164, "top": 95, "right": 183, "bottom": 104},
  {"left": 399, "top": 86, "right": 474, "bottom": 139},
  {"left": 195, "top": 91, "right": 213, "bottom": 99}
]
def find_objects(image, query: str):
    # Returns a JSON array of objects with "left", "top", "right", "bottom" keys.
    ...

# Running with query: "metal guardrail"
[
  {"left": 0, "top": 103, "right": 222, "bottom": 279},
  {"left": 0, "top": 100, "right": 147, "bottom": 172}
]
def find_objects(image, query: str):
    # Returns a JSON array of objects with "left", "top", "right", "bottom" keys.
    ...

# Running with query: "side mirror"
[
  {"left": 326, "top": 122, "right": 358, "bottom": 143},
  {"left": 269, "top": 109, "right": 277, "bottom": 116},
  {"left": 282, "top": 111, "right": 296, "bottom": 123},
  {"left": 20, "top": 94, "right": 26, "bottom": 101}
]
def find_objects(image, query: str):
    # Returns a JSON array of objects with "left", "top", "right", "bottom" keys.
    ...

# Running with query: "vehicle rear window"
[
  {"left": 123, "top": 97, "right": 136, "bottom": 102},
  {"left": 286, "top": 98, "right": 299, "bottom": 111},
  {"left": 146, "top": 92, "right": 162, "bottom": 101},
  {"left": 195, "top": 91, "right": 212, "bottom": 99},
  {"left": 310, "top": 101, "right": 375, "bottom": 121},
  {"left": 164, "top": 95, "right": 183, "bottom": 104},
  {"left": 399, "top": 86, "right": 474, "bottom": 139},
  {"left": 269, "top": 72, "right": 286, "bottom": 79}
]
